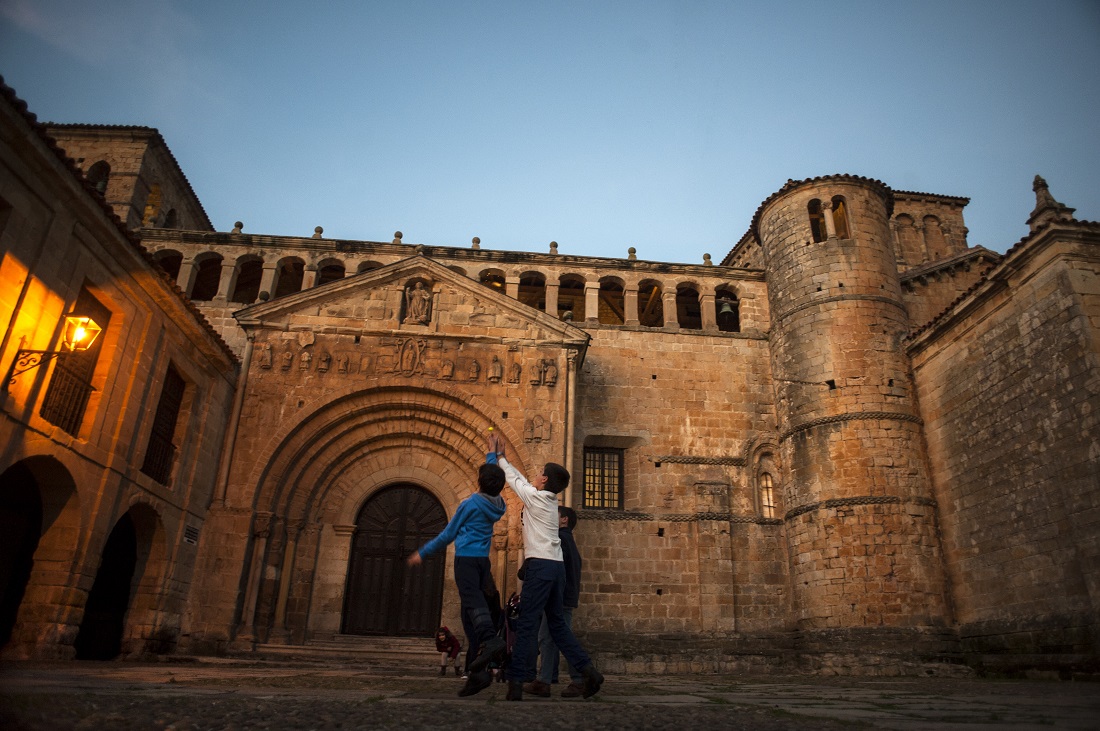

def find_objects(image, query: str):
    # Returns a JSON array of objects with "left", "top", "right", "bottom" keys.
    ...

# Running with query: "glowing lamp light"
[
  {"left": 2, "top": 314, "right": 103, "bottom": 392},
  {"left": 63, "top": 315, "right": 102, "bottom": 351}
]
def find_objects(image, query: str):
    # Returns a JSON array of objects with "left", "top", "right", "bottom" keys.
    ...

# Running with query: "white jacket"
[{"left": 498, "top": 456, "right": 562, "bottom": 561}]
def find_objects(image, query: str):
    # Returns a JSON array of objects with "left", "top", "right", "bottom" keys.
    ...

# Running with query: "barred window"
[
  {"left": 759, "top": 472, "right": 776, "bottom": 519},
  {"left": 583, "top": 447, "right": 623, "bottom": 509},
  {"left": 141, "top": 366, "right": 186, "bottom": 485},
  {"left": 40, "top": 287, "right": 110, "bottom": 436}
]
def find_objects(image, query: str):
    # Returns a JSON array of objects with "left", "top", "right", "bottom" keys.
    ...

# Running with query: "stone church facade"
[{"left": 2, "top": 77, "right": 1097, "bottom": 673}]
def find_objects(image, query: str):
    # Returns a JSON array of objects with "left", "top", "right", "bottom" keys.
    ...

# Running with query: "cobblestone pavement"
[{"left": 1, "top": 657, "right": 1098, "bottom": 730}]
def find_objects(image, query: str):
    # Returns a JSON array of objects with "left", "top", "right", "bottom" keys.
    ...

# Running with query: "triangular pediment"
[{"left": 234, "top": 254, "right": 589, "bottom": 349}]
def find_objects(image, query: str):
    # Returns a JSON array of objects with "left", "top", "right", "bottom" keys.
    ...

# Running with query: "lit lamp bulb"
[{"left": 63, "top": 315, "right": 102, "bottom": 351}]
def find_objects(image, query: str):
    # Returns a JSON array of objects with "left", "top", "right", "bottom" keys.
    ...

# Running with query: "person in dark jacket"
[
  {"left": 409, "top": 459, "right": 506, "bottom": 697},
  {"left": 523, "top": 506, "right": 585, "bottom": 698}
]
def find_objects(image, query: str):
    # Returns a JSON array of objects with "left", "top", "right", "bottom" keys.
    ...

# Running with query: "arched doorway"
[
  {"left": 74, "top": 514, "right": 137, "bottom": 660},
  {"left": 342, "top": 484, "right": 447, "bottom": 636},
  {"left": 0, "top": 463, "right": 43, "bottom": 648}
]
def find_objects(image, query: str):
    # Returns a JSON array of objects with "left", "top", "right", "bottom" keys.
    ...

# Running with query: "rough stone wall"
[
  {"left": 572, "top": 325, "right": 783, "bottom": 636},
  {"left": 757, "top": 177, "right": 950, "bottom": 634},
  {"left": 910, "top": 230, "right": 1100, "bottom": 661}
]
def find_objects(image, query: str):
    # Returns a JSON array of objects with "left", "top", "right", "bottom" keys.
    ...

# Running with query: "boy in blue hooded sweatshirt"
[{"left": 408, "top": 460, "right": 507, "bottom": 697}]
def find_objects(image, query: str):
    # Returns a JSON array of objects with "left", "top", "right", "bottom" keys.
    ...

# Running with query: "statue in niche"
[
  {"left": 318, "top": 352, "right": 331, "bottom": 373},
  {"left": 468, "top": 360, "right": 481, "bottom": 381},
  {"left": 441, "top": 359, "right": 454, "bottom": 379},
  {"left": 259, "top": 343, "right": 273, "bottom": 369},
  {"left": 337, "top": 354, "right": 349, "bottom": 373},
  {"left": 404, "top": 282, "right": 431, "bottom": 324},
  {"left": 281, "top": 351, "right": 293, "bottom": 371},
  {"left": 488, "top": 356, "right": 503, "bottom": 383},
  {"left": 300, "top": 350, "right": 312, "bottom": 370},
  {"left": 544, "top": 359, "right": 558, "bottom": 386},
  {"left": 509, "top": 362, "right": 522, "bottom": 383},
  {"left": 524, "top": 415, "right": 550, "bottom": 443}
]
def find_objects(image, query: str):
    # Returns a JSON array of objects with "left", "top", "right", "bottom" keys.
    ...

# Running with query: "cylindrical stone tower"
[{"left": 755, "top": 176, "right": 949, "bottom": 637}]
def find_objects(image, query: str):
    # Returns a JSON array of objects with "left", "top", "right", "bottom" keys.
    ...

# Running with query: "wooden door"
[{"left": 342, "top": 485, "right": 447, "bottom": 635}]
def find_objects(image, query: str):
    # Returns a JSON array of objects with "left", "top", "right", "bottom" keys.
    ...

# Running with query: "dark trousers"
[
  {"left": 508, "top": 557, "right": 591, "bottom": 682},
  {"left": 454, "top": 556, "right": 496, "bottom": 665}
]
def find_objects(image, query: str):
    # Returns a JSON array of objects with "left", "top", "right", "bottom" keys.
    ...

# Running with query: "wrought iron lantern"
[{"left": 2, "top": 315, "right": 102, "bottom": 391}]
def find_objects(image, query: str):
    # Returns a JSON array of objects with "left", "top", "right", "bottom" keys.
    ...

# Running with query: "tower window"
[
  {"left": 808, "top": 199, "right": 827, "bottom": 242},
  {"left": 759, "top": 472, "right": 776, "bottom": 519},
  {"left": 831, "top": 196, "right": 850, "bottom": 239}
]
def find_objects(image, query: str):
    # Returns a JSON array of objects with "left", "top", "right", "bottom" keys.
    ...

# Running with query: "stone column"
[
  {"left": 270, "top": 518, "right": 306, "bottom": 643},
  {"left": 259, "top": 262, "right": 277, "bottom": 299},
  {"left": 544, "top": 281, "right": 559, "bottom": 317},
  {"left": 564, "top": 350, "right": 579, "bottom": 508},
  {"left": 822, "top": 200, "right": 837, "bottom": 239},
  {"left": 584, "top": 283, "right": 600, "bottom": 324},
  {"left": 302, "top": 265, "right": 318, "bottom": 290},
  {"left": 177, "top": 257, "right": 198, "bottom": 297},
  {"left": 214, "top": 259, "right": 236, "bottom": 302},
  {"left": 505, "top": 275, "right": 520, "bottom": 300},
  {"left": 699, "top": 291, "right": 716, "bottom": 331},
  {"left": 624, "top": 285, "right": 640, "bottom": 326},
  {"left": 662, "top": 290, "right": 679, "bottom": 328},
  {"left": 232, "top": 512, "right": 275, "bottom": 650}
]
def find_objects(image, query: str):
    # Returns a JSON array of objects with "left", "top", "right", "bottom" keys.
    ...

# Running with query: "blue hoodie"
[{"left": 417, "top": 490, "right": 506, "bottom": 559}]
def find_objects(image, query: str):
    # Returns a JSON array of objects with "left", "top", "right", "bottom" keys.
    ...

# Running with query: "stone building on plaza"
[{"left": 2, "top": 77, "right": 1098, "bottom": 673}]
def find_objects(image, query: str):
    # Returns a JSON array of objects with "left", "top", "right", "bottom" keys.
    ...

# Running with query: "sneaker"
[
  {"left": 522, "top": 680, "right": 551, "bottom": 697},
  {"left": 468, "top": 636, "right": 506, "bottom": 673},
  {"left": 505, "top": 680, "right": 524, "bottom": 701},
  {"left": 561, "top": 681, "right": 585, "bottom": 698},
  {"left": 581, "top": 665, "right": 604, "bottom": 699},
  {"left": 457, "top": 670, "right": 492, "bottom": 697}
]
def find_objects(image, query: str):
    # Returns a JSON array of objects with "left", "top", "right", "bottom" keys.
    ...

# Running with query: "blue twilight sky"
[{"left": 1, "top": 1, "right": 1098, "bottom": 263}]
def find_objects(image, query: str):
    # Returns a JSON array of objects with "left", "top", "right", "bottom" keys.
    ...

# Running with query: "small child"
[
  {"left": 435, "top": 626, "right": 462, "bottom": 676},
  {"left": 408, "top": 460, "right": 507, "bottom": 697}
]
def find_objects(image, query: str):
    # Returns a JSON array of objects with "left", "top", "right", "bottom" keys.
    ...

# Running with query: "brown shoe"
[
  {"left": 505, "top": 680, "right": 524, "bottom": 701},
  {"left": 561, "top": 681, "right": 585, "bottom": 698},
  {"left": 522, "top": 680, "right": 551, "bottom": 697}
]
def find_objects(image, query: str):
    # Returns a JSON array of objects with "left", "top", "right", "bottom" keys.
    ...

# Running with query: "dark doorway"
[
  {"left": 0, "top": 463, "right": 43, "bottom": 648},
  {"left": 342, "top": 485, "right": 447, "bottom": 636},
  {"left": 74, "top": 514, "right": 137, "bottom": 660}
]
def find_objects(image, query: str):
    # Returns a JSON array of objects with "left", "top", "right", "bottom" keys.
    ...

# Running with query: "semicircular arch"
[{"left": 239, "top": 378, "right": 531, "bottom": 525}]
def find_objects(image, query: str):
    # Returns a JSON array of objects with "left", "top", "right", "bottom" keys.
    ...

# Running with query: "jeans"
[
  {"left": 454, "top": 556, "right": 496, "bottom": 666},
  {"left": 537, "top": 607, "right": 582, "bottom": 685},
  {"left": 508, "top": 558, "right": 590, "bottom": 682}
]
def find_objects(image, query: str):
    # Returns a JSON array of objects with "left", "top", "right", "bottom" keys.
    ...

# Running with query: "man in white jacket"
[{"left": 487, "top": 433, "right": 604, "bottom": 701}]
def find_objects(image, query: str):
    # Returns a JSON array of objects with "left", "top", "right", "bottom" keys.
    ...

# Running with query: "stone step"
[{"left": 253, "top": 634, "right": 446, "bottom": 665}]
